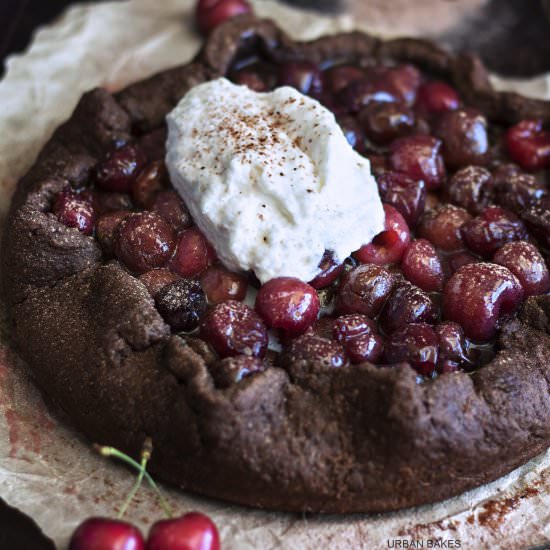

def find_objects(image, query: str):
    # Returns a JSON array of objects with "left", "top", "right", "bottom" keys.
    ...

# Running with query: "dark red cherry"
[
  {"left": 200, "top": 300, "right": 268, "bottom": 358},
  {"left": 146, "top": 512, "right": 220, "bottom": 550},
  {"left": 417, "top": 204, "right": 472, "bottom": 252},
  {"left": 353, "top": 204, "right": 411, "bottom": 265},
  {"left": 52, "top": 187, "right": 95, "bottom": 235},
  {"left": 323, "top": 65, "right": 364, "bottom": 94},
  {"left": 195, "top": 0, "right": 252, "bottom": 35},
  {"left": 415, "top": 81, "right": 460, "bottom": 115},
  {"left": 383, "top": 323, "right": 438, "bottom": 376},
  {"left": 401, "top": 239, "right": 445, "bottom": 292},
  {"left": 96, "top": 210, "right": 131, "bottom": 255},
  {"left": 336, "top": 264, "right": 396, "bottom": 317},
  {"left": 376, "top": 171, "right": 426, "bottom": 226},
  {"left": 200, "top": 265, "right": 248, "bottom": 303},
  {"left": 278, "top": 61, "right": 323, "bottom": 95},
  {"left": 446, "top": 166, "right": 494, "bottom": 215},
  {"left": 155, "top": 279, "right": 207, "bottom": 332},
  {"left": 132, "top": 161, "right": 168, "bottom": 207},
  {"left": 150, "top": 190, "right": 192, "bottom": 231},
  {"left": 436, "top": 321, "right": 472, "bottom": 369},
  {"left": 359, "top": 101, "right": 415, "bottom": 145},
  {"left": 522, "top": 197, "right": 550, "bottom": 249},
  {"left": 338, "top": 78, "right": 399, "bottom": 113},
  {"left": 96, "top": 143, "right": 146, "bottom": 193},
  {"left": 493, "top": 240, "right": 550, "bottom": 296},
  {"left": 114, "top": 212, "right": 175, "bottom": 273},
  {"left": 434, "top": 108, "right": 489, "bottom": 168},
  {"left": 382, "top": 64, "right": 421, "bottom": 106},
  {"left": 139, "top": 269, "right": 181, "bottom": 298},
  {"left": 309, "top": 251, "right": 345, "bottom": 289},
  {"left": 255, "top": 277, "right": 320, "bottom": 336},
  {"left": 282, "top": 334, "right": 348, "bottom": 368},
  {"left": 169, "top": 227, "right": 217, "bottom": 277},
  {"left": 443, "top": 262, "right": 524, "bottom": 341},
  {"left": 506, "top": 120, "right": 550, "bottom": 171},
  {"left": 69, "top": 517, "right": 144, "bottom": 550},
  {"left": 389, "top": 135, "right": 446, "bottom": 190},
  {"left": 209, "top": 355, "right": 266, "bottom": 388},
  {"left": 460, "top": 206, "right": 527, "bottom": 257},
  {"left": 447, "top": 250, "right": 479, "bottom": 273},
  {"left": 333, "top": 314, "right": 384, "bottom": 364},
  {"left": 379, "top": 281, "right": 438, "bottom": 334},
  {"left": 493, "top": 172, "right": 547, "bottom": 213}
]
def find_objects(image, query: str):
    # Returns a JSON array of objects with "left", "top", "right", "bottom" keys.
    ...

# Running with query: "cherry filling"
[{"left": 49, "top": 52, "right": 550, "bottom": 382}]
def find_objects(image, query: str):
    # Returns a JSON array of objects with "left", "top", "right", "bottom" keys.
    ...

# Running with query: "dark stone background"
[{"left": 1, "top": 0, "right": 550, "bottom": 77}]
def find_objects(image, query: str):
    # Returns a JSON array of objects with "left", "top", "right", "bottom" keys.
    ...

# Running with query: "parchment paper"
[{"left": 1, "top": 1, "right": 550, "bottom": 548}]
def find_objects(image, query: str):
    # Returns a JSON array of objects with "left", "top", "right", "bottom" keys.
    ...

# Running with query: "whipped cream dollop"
[{"left": 165, "top": 77, "right": 385, "bottom": 283}]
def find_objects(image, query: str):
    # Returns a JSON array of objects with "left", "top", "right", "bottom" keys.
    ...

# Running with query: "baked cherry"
[
  {"left": 309, "top": 251, "right": 345, "bottom": 289},
  {"left": 382, "top": 64, "right": 421, "bottom": 106},
  {"left": 354, "top": 204, "right": 411, "bottom": 265},
  {"left": 376, "top": 172, "right": 426, "bottom": 226},
  {"left": 255, "top": 277, "right": 320, "bottom": 336},
  {"left": 447, "top": 250, "right": 479, "bottom": 273},
  {"left": 415, "top": 81, "right": 460, "bottom": 115},
  {"left": 323, "top": 65, "right": 364, "bottom": 94},
  {"left": 150, "top": 190, "right": 192, "bottom": 232},
  {"left": 96, "top": 210, "right": 131, "bottom": 255},
  {"left": 333, "top": 314, "right": 384, "bottom": 363},
  {"left": 383, "top": 323, "right": 438, "bottom": 376},
  {"left": 379, "top": 281, "right": 438, "bottom": 334},
  {"left": 460, "top": 206, "right": 527, "bottom": 257},
  {"left": 434, "top": 108, "right": 489, "bottom": 168},
  {"left": 389, "top": 135, "right": 446, "bottom": 190},
  {"left": 114, "top": 212, "right": 176, "bottom": 273},
  {"left": 493, "top": 240, "right": 550, "bottom": 296},
  {"left": 401, "top": 239, "right": 445, "bottom": 292},
  {"left": 155, "top": 279, "right": 207, "bottom": 332},
  {"left": 435, "top": 321, "right": 472, "bottom": 370},
  {"left": 338, "top": 78, "right": 399, "bottom": 113},
  {"left": 200, "top": 265, "right": 248, "bottom": 303},
  {"left": 494, "top": 172, "right": 547, "bottom": 213},
  {"left": 52, "top": 187, "right": 95, "bottom": 235},
  {"left": 522, "top": 198, "right": 550, "bottom": 249},
  {"left": 282, "top": 334, "right": 348, "bottom": 368},
  {"left": 91, "top": 190, "right": 134, "bottom": 216},
  {"left": 169, "top": 227, "right": 216, "bottom": 277},
  {"left": 139, "top": 269, "right": 181, "bottom": 298},
  {"left": 336, "top": 264, "right": 396, "bottom": 317},
  {"left": 132, "top": 161, "right": 168, "bottom": 207},
  {"left": 146, "top": 512, "right": 220, "bottom": 550},
  {"left": 443, "top": 262, "right": 524, "bottom": 341},
  {"left": 505, "top": 120, "right": 550, "bottom": 171},
  {"left": 209, "top": 355, "right": 266, "bottom": 388},
  {"left": 359, "top": 101, "right": 415, "bottom": 145},
  {"left": 96, "top": 144, "right": 146, "bottom": 193},
  {"left": 69, "top": 517, "right": 144, "bottom": 550},
  {"left": 278, "top": 61, "right": 323, "bottom": 95},
  {"left": 200, "top": 300, "right": 268, "bottom": 358},
  {"left": 446, "top": 165, "right": 494, "bottom": 215},
  {"left": 417, "top": 204, "right": 471, "bottom": 252},
  {"left": 195, "top": 0, "right": 252, "bottom": 35}
]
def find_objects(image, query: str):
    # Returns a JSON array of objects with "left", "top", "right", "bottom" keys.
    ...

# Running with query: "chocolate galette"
[{"left": 3, "top": 16, "right": 550, "bottom": 513}]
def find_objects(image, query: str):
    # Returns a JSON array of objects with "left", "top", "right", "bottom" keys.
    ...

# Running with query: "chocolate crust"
[{"left": 3, "top": 16, "right": 550, "bottom": 513}]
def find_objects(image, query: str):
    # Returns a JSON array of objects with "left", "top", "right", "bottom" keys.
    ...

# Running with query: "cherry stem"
[{"left": 94, "top": 440, "right": 173, "bottom": 519}]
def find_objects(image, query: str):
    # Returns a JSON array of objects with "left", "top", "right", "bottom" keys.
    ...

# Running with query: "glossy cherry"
[
  {"left": 417, "top": 204, "right": 471, "bottom": 252},
  {"left": 401, "top": 239, "right": 445, "bottom": 292},
  {"left": 255, "top": 277, "right": 320, "bottom": 336},
  {"left": 96, "top": 144, "right": 146, "bottom": 193},
  {"left": 96, "top": 210, "right": 131, "bottom": 255},
  {"left": 332, "top": 314, "right": 384, "bottom": 363},
  {"left": 69, "top": 517, "right": 144, "bottom": 550},
  {"left": 323, "top": 65, "right": 364, "bottom": 94},
  {"left": 359, "top": 101, "right": 415, "bottom": 145},
  {"left": 209, "top": 355, "right": 266, "bottom": 388},
  {"left": 146, "top": 512, "right": 220, "bottom": 550},
  {"left": 282, "top": 334, "right": 348, "bottom": 368},
  {"left": 446, "top": 165, "right": 494, "bottom": 215},
  {"left": 195, "top": 0, "right": 252, "bottom": 35},
  {"left": 139, "top": 269, "right": 181, "bottom": 298},
  {"left": 353, "top": 204, "right": 411, "bottom": 265},
  {"left": 505, "top": 120, "right": 550, "bottom": 171},
  {"left": 52, "top": 187, "right": 95, "bottom": 235},
  {"left": 169, "top": 227, "right": 217, "bottom": 277},
  {"left": 132, "top": 161, "right": 167, "bottom": 207},
  {"left": 309, "top": 251, "right": 345, "bottom": 289},
  {"left": 155, "top": 279, "right": 207, "bottom": 332},
  {"left": 376, "top": 172, "right": 426, "bottom": 226},
  {"left": 443, "top": 262, "right": 524, "bottom": 341},
  {"left": 415, "top": 80, "right": 460, "bottom": 115},
  {"left": 200, "top": 265, "right": 248, "bottom": 303},
  {"left": 277, "top": 61, "right": 323, "bottom": 95},
  {"left": 150, "top": 190, "right": 192, "bottom": 232}
]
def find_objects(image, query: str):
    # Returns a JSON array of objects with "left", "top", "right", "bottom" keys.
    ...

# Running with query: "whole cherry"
[
  {"left": 196, "top": 0, "right": 252, "bottom": 35},
  {"left": 69, "top": 518, "right": 144, "bottom": 550}
]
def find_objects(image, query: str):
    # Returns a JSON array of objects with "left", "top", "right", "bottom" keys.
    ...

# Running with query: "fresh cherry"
[
  {"left": 255, "top": 277, "right": 320, "bottom": 336},
  {"left": 505, "top": 120, "right": 550, "bottom": 171},
  {"left": 69, "top": 517, "right": 144, "bottom": 550},
  {"left": 353, "top": 204, "right": 411, "bottom": 265},
  {"left": 146, "top": 512, "right": 220, "bottom": 550},
  {"left": 493, "top": 240, "right": 550, "bottom": 296},
  {"left": 200, "top": 300, "right": 268, "bottom": 358},
  {"left": 417, "top": 204, "right": 471, "bottom": 252},
  {"left": 155, "top": 279, "right": 207, "bottom": 332},
  {"left": 169, "top": 227, "right": 216, "bottom": 277},
  {"left": 114, "top": 212, "right": 176, "bottom": 273},
  {"left": 401, "top": 239, "right": 445, "bottom": 292},
  {"left": 443, "top": 262, "right": 524, "bottom": 341},
  {"left": 52, "top": 187, "right": 95, "bottom": 235},
  {"left": 195, "top": 0, "right": 252, "bottom": 35},
  {"left": 336, "top": 264, "right": 396, "bottom": 317},
  {"left": 389, "top": 135, "right": 446, "bottom": 190},
  {"left": 96, "top": 144, "right": 146, "bottom": 193}
]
